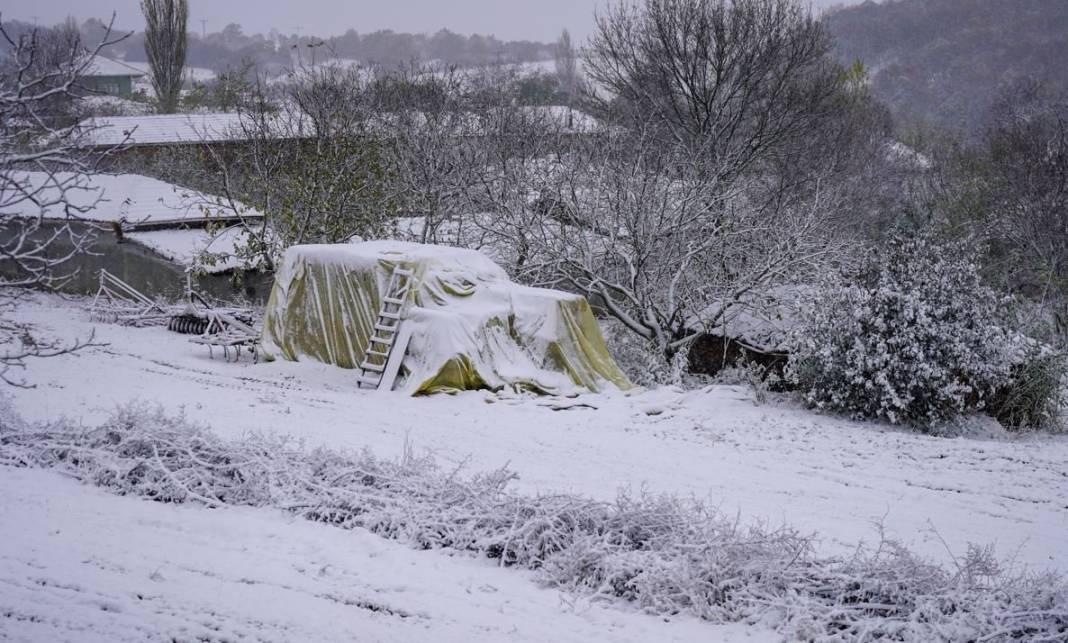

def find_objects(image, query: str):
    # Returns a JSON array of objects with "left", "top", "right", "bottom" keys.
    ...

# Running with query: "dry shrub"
[{"left": 1, "top": 402, "right": 1065, "bottom": 640}]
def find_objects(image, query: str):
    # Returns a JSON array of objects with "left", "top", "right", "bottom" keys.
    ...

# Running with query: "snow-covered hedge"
[
  {"left": 788, "top": 236, "right": 1016, "bottom": 429},
  {"left": 2, "top": 403, "right": 1065, "bottom": 640}
]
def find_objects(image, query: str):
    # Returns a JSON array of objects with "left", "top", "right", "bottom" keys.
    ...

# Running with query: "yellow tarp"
[{"left": 261, "top": 241, "right": 632, "bottom": 395}]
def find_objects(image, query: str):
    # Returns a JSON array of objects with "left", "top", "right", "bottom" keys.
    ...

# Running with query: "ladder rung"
[
  {"left": 380, "top": 311, "right": 401, "bottom": 320},
  {"left": 374, "top": 323, "right": 398, "bottom": 333},
  {"left": 356, "top": 374, "right": 381, "bottom": 387},
  {"left": 368, "top": 334, "right": 394, "bottom": 345},
  {"left": 382, "top": 296, "right": 404, "bottom": 305},
  {"left": 367, "top": 348, "right": 389, "bottom": 358},
  {"left": 360, "top": 362, "right": 385, "bottom": 373}
]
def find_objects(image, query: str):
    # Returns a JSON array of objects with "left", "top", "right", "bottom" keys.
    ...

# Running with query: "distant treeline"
[
  {"left": 25, "top": 17, "right": 554, "bottom": 73},
  {"left": 826, "top": 0, "right": 1068, "bottom": 130},
  {"left": 8, "top": 0, "right": 1068, "bottom": 132}
]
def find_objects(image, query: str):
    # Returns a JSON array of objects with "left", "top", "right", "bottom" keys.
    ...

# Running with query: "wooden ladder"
[{"left": 356, "top": 266, "right": 415, "bottom": 391}]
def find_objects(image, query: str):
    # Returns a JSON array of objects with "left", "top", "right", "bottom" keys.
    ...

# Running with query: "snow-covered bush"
[
  {"left": 3, "top": 403, "right": 1066, "bottom": 640},
  {"left": 788, "top": 235, "right": 1014, "bottom": 429},
  {"left": 602, "top": 320, "right": 695, "bottom": 387},
  {"left": 714, "top": 359, "right": 784, "bottom": 405}
]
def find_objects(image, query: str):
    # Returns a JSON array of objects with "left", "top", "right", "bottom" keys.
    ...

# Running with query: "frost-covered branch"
[{"left": 0, "top": 15, "right": 128, "bottom": 383}]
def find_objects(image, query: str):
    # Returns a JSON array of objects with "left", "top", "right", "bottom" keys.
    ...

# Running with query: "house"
[{"left": 79, "top": 57, "right": 146, "bottom": 97}]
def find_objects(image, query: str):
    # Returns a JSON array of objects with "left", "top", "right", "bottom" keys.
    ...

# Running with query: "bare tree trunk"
[{"left": 555, "top": 29, "right": 578, "bottom": 127}]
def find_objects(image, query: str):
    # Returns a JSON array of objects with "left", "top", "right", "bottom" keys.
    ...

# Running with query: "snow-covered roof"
[
  {"left": 77, "top": 113, "right": 253, "bottom": 147},
  {"left": 267, "top": 58, "right": 371, "bottom": 86},
  {"left": 4, "top": 171, "right": 261, "bottom": 225},
  {"left": 126, "top": 226, "right": 251, "bottom": 274},
  {"left": 688, "top": 286, "right": 809, "bottom": 353},
  {"left": 78, "top": 106, "right": 599, "bottom": 149},
  {"left": 81, "top": 57, "right": 146, "bottom": 78}
]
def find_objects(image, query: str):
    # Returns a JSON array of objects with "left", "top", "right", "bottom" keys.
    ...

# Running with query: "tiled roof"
[
  {"left": 5, "top": 171, "right": 262, "bottom": 224},
  {"left": 79, "top": 105, "right": 600, "bottom": 148},
  {"left": 79, "top": 113, "right": 253, "bottom": 146}
]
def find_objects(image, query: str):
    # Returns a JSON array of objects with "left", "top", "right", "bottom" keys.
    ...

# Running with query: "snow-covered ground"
[
  {"left": 0, "top": 466, "right": 768, "bottom": 642},
  {"left": 3, "top": 294, "right": 1067, "bottom": 639}
]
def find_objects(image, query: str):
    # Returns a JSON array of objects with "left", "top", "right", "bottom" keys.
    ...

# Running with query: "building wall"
[
  {"left": 0, "top": 221, "right": 272, "bottom": 304},
  {"left": 82, "top": 75, "right": 135, "bottom": 96}
]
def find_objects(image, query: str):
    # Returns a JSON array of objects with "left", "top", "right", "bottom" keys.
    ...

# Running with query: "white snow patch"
[
  {"left": 8, "top": 294, "right": 1068, "bottom": 636},
  {"left": 0, "top": 466, "right": 763, "bottom": 642},
  {"left": 7, "top": 293, "right": 1068, "bottom": 577},
  {"left": 78, "top": 112, "right": 278, "bottom": 147},
  {"left": 125, "top": 227, "right": 251, "bottom": 274},
  {"left": 4, "top": 172, "right": 261, "bottom": 225}
]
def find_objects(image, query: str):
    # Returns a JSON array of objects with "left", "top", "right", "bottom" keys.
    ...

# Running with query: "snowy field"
[
  {"left": 0, "top": 466, "right": 766, "bottom": 642},
  {"left": 3, "top": 293, "right": 1067, "bottom": 640}
]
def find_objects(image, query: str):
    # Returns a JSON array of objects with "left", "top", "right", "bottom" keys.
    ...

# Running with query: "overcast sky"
[{"left": 4, "top": 0, "right": 860, "bottom": 42}]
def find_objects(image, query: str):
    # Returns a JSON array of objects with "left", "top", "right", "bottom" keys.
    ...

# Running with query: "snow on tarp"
[{"left": 261, "top": 241, "right": 632, "bottom": 395}]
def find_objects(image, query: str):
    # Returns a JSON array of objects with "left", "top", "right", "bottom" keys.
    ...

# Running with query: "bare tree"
[
  {"left": 586, "top": 0, "right": 841, "bottom": 184},
  {"left": 371, "top": 64, "right": 493, "bottom": 245},
  {"left": 1, "top": 15, "right": 128, "bottom": 385},
  {"left": 194, "top": 63, "right": 396, "bottom": 271},
  {"left": 141, "top": 0, "right": 187, "bottom": 113},
  {"left": 466, "top": 0, "right": 876, "bottom": 368},
  {"left": 472, "top": 115, "right": 850, "bottom": 367},
  {"left": 975, "top": 79, "right": 1068, "bottom": 342},
  {"left": 554, "top": 29, "right": 579, "bottom": 107},
  {"left": 462, "top": 85, "right": 570, "bottom": 269}
]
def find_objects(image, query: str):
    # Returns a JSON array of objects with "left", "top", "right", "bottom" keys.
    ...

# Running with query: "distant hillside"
[{"left": 826, "top": 0, "right": 1068, "bottom": 130}]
